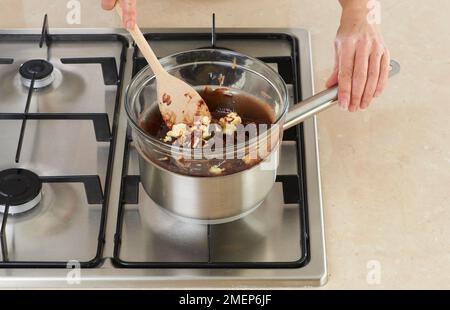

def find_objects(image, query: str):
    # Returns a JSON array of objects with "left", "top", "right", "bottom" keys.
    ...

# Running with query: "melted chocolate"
[{"left": 139, "top": 87, "right": 276, "bottom": 176}]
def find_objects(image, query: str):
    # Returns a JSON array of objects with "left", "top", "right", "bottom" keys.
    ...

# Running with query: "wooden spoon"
[{"left": 116, "top": 3, "right": 211, "bottom": 128}]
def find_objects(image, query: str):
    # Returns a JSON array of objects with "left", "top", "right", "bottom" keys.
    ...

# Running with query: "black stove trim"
[
  {"left": 0, "top": 34, "right": 128, "bottom": 144},
  {"left": 0, "top": 58, "right": 14, "bottom": 65},
  {"left": 15, "top": 74, "right": 36, "bottom": 163},
  {"left": 39, "top": 14, "right": 51, "bottom": 48},
  {"left": 39, "top": 175, "right": 104, "bottom": 205},
  {"left": 61, "top": 57, "right": 119, "bottom": 86},
  {"left": 121, "top": 175, "right": 301, "bottom": 209},
  {"left": 39, "top": 14, "right": 50, "bottom": 48},
  {"left": 0, "top": 28, "right": 129, "bottom": 268},
  {"left": 113, "top": 32, "right": 311, "bottom": 269},
  {"left": 0, "top": 174, "right": 104, "bottom": 264},
  {"left": 0, "top": 113, "right": 112, "bottom": 143},
  {"left": 0, "top": 205, "right": 8, "bottom": 261}
]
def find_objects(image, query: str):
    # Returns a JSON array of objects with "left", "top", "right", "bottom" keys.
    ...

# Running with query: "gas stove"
[{"left": 0, "top": 16, "right": 326, "bottom": 288}]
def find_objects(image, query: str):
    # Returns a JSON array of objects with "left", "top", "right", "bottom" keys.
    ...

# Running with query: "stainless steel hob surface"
[{"left": 0, "top": 27, "right": 327, "bottom": 288}]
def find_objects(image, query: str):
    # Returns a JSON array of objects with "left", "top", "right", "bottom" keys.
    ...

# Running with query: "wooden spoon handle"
[{"left": 115, "top": 2, "right": 164, "bottom": 76}]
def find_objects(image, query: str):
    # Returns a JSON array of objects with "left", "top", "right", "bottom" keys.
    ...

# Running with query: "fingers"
[
  {"left": 326, "top": 43, "right": 339, "bottom": 88},
  {"left": 102, "top": 0, "right": 136, "bottom": 29},
  {"left": 101, "top": 0, "right": 117, "bottom": 10},
  {"left": 326, "top": 69, "right": 339, "bottom": 88},
  {"left": 337, "top": 41, "right": 356, "bottom": 110},
  {"left": 121, "top": 0, "right": 136, "bottom": 30},
  {"left": 349, "top": 41, "right": 371, "bottom": 112},
  {"left": 335, "top": 40, "right": 390, "bottom": 112},
  {"left": 360, "top": 47, "right": 383, "bottom": 109},
  {"left": 375, "top": 48, "right": 390, "bottom": 97}
]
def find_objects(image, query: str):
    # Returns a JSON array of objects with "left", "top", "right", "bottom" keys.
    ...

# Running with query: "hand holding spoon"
[{"left": 116, "top": 2, "right": 211, "bottom": 128}]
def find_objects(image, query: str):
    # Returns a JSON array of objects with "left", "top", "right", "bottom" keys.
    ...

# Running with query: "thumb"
[{"left": 102, "top": 0, "right": 117, "bottom": 10}]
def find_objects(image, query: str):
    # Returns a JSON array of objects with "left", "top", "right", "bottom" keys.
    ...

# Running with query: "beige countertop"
[{"left": 1, "top": 0, "right": 449, "bottom": 289}]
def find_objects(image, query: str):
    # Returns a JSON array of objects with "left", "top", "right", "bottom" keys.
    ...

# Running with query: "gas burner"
[
  {"left": 19, "top": 59, "right": 55, "bottom": 89},
  {"left": 0, "top": 169, "right": 42, "bottom": 215}
]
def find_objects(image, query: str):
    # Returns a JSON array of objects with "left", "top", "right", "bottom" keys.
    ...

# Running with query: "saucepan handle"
[{"left": 283, "top": 60, "right": 401, "bottom": 130}]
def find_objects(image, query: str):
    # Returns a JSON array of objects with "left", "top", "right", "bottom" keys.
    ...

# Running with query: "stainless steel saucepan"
[{"left": 125, "top": 49, "right": 400, "bottom": 224}]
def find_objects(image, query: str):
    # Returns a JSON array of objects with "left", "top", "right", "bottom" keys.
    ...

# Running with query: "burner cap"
[
  {"left": 19, "top": 59, "right": 53, "bottom": 80},
  {"left": 0, "top": 169, "right": 42, "bottom": 215},
  {"left": 19, "top": 59, "right": 55, "bottom": 88}
]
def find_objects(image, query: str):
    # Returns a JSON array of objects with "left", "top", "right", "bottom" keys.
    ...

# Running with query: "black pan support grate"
[
  {"left": 0, "top": 15, "right": 129, "bottom": 268},
  {"left": 113, "top": 32, "right": 311, "bottom": 269},
  {"left": 0, "top": 175, "right": 104, "bottom": 263}
]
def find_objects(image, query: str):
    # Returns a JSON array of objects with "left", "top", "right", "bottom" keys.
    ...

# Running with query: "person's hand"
[
  {"left": 102, "top": 0, "right": 136, "bottom": 30},
  {"left": 326, "top": 4, "right": 390, "bottom": 112}
]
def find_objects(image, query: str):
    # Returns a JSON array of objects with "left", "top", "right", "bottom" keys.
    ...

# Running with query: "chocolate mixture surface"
[{"left": 139, "top": 87, "right": 277, "bottom": 176}]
